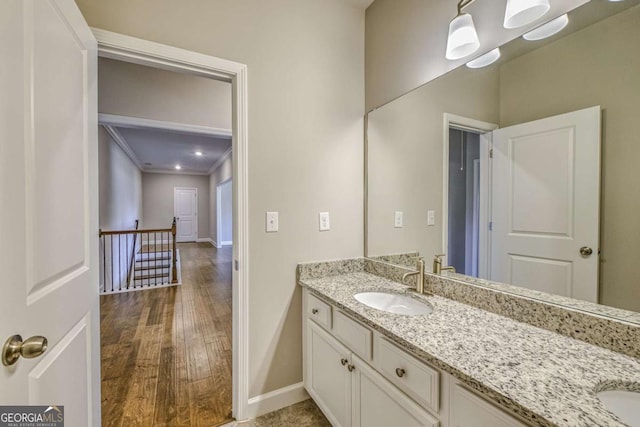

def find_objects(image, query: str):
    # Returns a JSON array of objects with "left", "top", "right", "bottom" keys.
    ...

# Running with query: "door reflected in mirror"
[{"left": 366, "top": 1, "right": 640, "bottom": 320}]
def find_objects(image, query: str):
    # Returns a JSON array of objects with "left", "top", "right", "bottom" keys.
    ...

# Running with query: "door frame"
[
  {"left": 174, "top": 187, "right": 198, "bottom": 242},
  {"left": 216, "top": 178, "right": 233, "bottom": 248},
  {"left": 442, "top": 113, "right": 498, "bottom": 278},
  {"left": 93, "top": 29, "right": 251, "bottom": 419}
]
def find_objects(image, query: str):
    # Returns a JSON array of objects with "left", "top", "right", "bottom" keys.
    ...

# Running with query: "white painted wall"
[
  {"left": 141, "top": 173, "right": 210, "bottom": 238},
  {"left": 365, "top": 0, "right": 587, "bottom": 110},
  {"left": 77, "top": 0, "right": 364, "bottom": 398},
  {"left": 98, "top": 56, "right": 232, "bottom": 129}
]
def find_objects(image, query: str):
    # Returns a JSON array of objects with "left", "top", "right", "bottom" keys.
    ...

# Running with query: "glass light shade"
[
  {"left": 504, "top": 0, "right": 550, "bottom": 29},
  {"left": 446, "top": 13, "right": 481, "bottom": 60},
  {"left": 466, "top": 48, "right": 501, "bottom": 68},
  {"left": 523, "top": 14, "right": 569, "bottom": 41}
]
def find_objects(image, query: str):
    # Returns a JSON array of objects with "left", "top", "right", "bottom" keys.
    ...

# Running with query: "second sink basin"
[{"left": 354, "top": 292, "right": 433, "bottom": 316}]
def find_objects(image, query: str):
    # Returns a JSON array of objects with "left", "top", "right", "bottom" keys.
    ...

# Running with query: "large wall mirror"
[{"left": 366, "top": 0, "right": 640, "bottom": 322}]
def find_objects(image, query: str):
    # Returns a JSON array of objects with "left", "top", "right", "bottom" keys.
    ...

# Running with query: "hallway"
[{"left": 100, "top": 243, "right": 233, "bottom": 426}]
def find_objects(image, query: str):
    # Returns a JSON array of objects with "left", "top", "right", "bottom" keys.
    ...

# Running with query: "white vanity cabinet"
[{"left": 302, "top": 289, "right": 531, "bottom": 427}]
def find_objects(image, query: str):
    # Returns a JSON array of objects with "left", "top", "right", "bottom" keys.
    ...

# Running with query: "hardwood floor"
[{"left": 101, "top": 243, "right": 233, "bottom": 427}]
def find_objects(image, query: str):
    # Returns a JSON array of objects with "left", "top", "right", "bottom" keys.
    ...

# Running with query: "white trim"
[
  {"left": 102, "top": 125, "right": 143, "bottom": 169},
  {"left": 442, "top": 113, "right": 498, "bottom": 276},
  {"left": 213, "top": 240, "right": 222, "bottom": 249},
  {"left": 143, "top": 169, "right": 210, "bottom": 176},
  {"left": 245, "top": 382, "right": 309, "bottom": 419},
  {"left": 221, "top": 241, "right": 233, "bottom": 246},
  {"left": 196, "top": 237, "right": 215, "bottom": 246},
  {"left": 98, "top": 113, "right": 232, "bottom": 139},
  {"left": 93, "top": 28, "right": 250, "bottom": 420},
  {"left": 209, "top": 147, "right": 233, "bottom": 175}
]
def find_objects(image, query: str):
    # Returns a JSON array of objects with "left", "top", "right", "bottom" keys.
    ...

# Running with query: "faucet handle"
[{"left": 434, "top": 254, "right": 445, "bottom": 260}]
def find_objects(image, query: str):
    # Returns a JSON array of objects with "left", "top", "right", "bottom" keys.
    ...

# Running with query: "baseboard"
[
  {"left": 245, "top": 382, "right": 309, "bottom": 419},
  {"left": 196, "top": 237, "right": 215, "bottom": 246},
  {"left": 212, "top": 240, "right": 222, "bottom": 249},
  {"left": 221, "top": 240, "right": 232, "bottom": 246}
]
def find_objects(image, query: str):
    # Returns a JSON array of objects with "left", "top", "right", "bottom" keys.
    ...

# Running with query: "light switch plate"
[
  {"left": 319, "top": 212, "right": 330, "bottom": 231},
  {"left": 266, "top": 211, "right": 279, "bottom": 232},
  {"left": 427, "top": 210, "right": 435, "bottom": 226},
  {"left": 394, "top": 211, "right": 403, "bottom": 228}
]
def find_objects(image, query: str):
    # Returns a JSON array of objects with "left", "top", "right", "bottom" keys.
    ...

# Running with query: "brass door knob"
[
  {"left": 579, "top": 246, "right": 593, "bottom": 257},
  {"left": 2, "top": 335, "right": 48, "bottom": 366}
]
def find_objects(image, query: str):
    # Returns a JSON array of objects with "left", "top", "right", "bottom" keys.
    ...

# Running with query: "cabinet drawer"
[
  {"left": 375, "top": 337, "right": 439, "bottom": 413},
  {"left": 307, "top": 292, "right": 332, "bottom": 330},
  {"left": 333, "top": 311, "right": 373, "bottom": 361},
  {"left": 451, "top": 384, "right": 529, "bottom": 427}
]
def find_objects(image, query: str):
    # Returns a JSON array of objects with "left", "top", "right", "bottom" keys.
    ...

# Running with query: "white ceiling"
[{"left": 113, "top": 127, "right": 231, "bottom": 175}]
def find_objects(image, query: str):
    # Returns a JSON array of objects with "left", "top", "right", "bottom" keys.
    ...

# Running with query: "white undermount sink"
[
  {"left": 597, "top": 389, "right": 640, "bottom": 426},
  {"left": 354, "top": 292, "right": 433, "bottom": 316}
]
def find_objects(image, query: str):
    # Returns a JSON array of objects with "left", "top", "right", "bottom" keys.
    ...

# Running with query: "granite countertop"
[{"left": 299, "top": 272, "right": 640, "bottom": 427}]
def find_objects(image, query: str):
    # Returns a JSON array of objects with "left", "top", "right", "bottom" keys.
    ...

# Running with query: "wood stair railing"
[{"left": 99, "top": 218, "right": 178, "bottom": 293}]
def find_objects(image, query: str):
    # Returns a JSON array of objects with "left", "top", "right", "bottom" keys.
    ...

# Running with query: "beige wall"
[
  {"left": 365, "top": 0, "right": 587, "bottom": 110},
  {"left": 141, "top": 173, "right": 210, "bottom": 238},
  {"left": 368, "top": 66, "right": 499, "bottom": 258},
  {"left": 77, "top": 0, "right": 365, "bottom": 398},
  {"left": 99, "top": 57, "right": 232, "bottom": 129},
  {"left": 499, "top": 6, "right": 640, "bottom": 312},
  {"left": 209, "top": 154, "right": 233, "bottom": 245},
  {"left": 98, "top": 126, "right": 142, "bottom": 230}
]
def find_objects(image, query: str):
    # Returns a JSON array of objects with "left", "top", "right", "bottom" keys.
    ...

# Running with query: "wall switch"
[
  {"left": 394, "top": 211, "right": 404, "bottom": 228},
  {"left": 427, "top": 210, "right": 436, "bottom": 226},
  {"left": 266, "top": 212, "right": 279, "bottom": 232},
  {"left": 319, "top": 212, "right": 330, "bottom": 231}
]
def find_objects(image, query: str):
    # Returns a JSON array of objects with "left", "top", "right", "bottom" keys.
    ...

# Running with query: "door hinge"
[
  {"left": 489, "top": 221, "right": 493, "bottom": 231},
  {"left": 489, "top": 149, "right": 494, "bottom": 158},
  {"left": 234, "top": 259, "right": 239, "bottom": 271}
]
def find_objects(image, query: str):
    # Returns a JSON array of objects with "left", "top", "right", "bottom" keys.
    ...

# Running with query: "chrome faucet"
[
  {"left": 402, "top": 258, "right": 426, "bottom": 294},
  {"left": 433, "top": 254, "right": 456, "bottom": 275}
]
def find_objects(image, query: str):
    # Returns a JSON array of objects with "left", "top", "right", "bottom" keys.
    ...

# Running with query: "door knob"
[
  {"left": 2, "top": 335, "right": 48, "bottom": 366},
  {"left": 579, "top": 246, "right": 593, "bottom": 257}
]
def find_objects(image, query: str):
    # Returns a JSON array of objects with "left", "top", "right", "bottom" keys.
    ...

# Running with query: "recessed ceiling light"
[
  {"left": 175, "top": 165, "right": 181, "bottom": 170},
  {"left": 523, "top": 14, "right": 569, "bottom": 41},
  {"left": 195, "top": 151, "right": 203, "bottom": 156},
  {"left": 466, "top": 48, "right": 501, "bottom": 68}
]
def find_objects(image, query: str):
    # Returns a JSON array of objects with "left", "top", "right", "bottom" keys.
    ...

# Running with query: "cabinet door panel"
[
  {"left": 353, "top": 356, "right": 439, "bottom": 427},
  {"left": 307, "top": 320, "right": 352, "bottom": 427}
]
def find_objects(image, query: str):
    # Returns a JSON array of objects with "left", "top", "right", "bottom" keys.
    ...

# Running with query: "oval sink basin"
[
  {"left": 597, "top": 390, "right": 640, "bottom": 426},
  {"left": 354, "top": 292, "right": 433, "bottom": 316}
]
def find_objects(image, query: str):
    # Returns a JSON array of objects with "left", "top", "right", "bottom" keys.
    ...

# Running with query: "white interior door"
[
  {"left": 174, "top": 187, "right": 198, "bottom": 242},
  {"left": 490, "top": 106, "right": 601, "bottom": 302},
  {"left": 0, "top": 0, "right": 100, "bottom": 425}
]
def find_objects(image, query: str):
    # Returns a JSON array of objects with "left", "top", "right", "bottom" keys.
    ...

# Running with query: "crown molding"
[
  {"left": 102, "top": 125, "right": 143, "bottom": 170},
  {"left": 98, "top": 113, "right": 231, "bottom": 139},
  {"left": 208, "top": 147, "right": 233, "bottom": 175}
]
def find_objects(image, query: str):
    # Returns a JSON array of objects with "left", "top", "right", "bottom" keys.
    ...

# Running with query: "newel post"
[{"left": 171, "top": 217, "right": 178, "bottom": 283}]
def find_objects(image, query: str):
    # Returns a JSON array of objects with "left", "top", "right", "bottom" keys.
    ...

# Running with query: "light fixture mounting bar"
[{"left": 457, "top": 0, "right": 477, "bottom": 15}]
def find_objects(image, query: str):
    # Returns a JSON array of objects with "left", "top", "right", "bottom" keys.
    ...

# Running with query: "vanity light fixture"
[
  {"left": 446, "top": 0, "right": 481, "bottom": 60},
  {"left": 466, "top": 48, "right": 501, "bottom": 68},
  {"left": 522, "top": 13, "right": 568, "bottom": 41},
  {"left": 175, "top": 165, "right": 181, "bottom": 170},
  {"left": 504, "top": 0, "right": 550, "bottom": 29}
]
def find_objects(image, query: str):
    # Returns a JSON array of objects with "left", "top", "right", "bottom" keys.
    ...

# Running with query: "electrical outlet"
[
  {"left": 266, "top": 212, "right": 279, "bottom": 232},
  {"left": 319, "top": 212, "right": 330, "bottom": 231},
  {"left": 394, "top": 211, "right": 403, "bottom": 228},
  {"left": 427, "top": 210, "right": 436, "bottom": 226}
]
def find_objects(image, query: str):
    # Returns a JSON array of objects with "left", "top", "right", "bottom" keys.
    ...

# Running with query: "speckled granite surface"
[
  {"left": 299, "top": 271, "right": 640, "bottom": 427},
  {"left": 365, "top": 258, "right": 640, "bottom": 359},
  {"left": 297, "top": 258, "right": 364, "bottom": 281}
]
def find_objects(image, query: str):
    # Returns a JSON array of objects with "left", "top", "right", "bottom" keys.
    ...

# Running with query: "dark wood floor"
[{"left": 100, "top": 243, "right": 233, "bottom": 427}]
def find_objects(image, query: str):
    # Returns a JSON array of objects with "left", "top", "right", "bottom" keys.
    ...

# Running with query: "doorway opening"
[
  {"left": 95, "top": 32, "right": 245, "bottom": 425},
  {"left": 216, "top": 179, "right": 233, "bottom": 248}
]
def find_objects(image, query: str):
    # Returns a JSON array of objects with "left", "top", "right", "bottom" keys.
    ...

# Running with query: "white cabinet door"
[
  {"left": 0, "top": 0, "right": 100, "bottom": 425},
  {"left": 307, "top": 321, "right": 352, "bottom": 427},
  {"left": 352, "top": 356, "right": 439, "bottom": 427},
  {"left": 491, "top": 106, "right": 601, "bottom": 302},
  {"left": 451, "top": 384, "right": 528, "bottom": 427}
]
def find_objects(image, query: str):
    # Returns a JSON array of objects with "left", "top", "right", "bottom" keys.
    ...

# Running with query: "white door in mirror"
[{"left": 490, "top": 106, "right": 600, "bottom": 302}]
